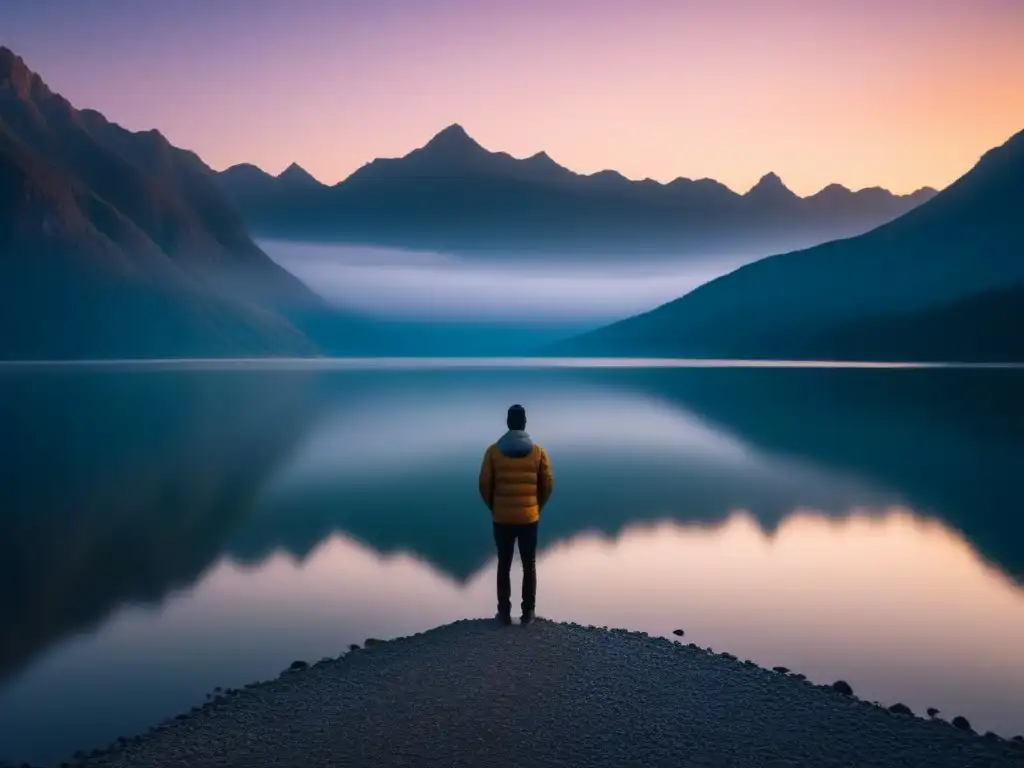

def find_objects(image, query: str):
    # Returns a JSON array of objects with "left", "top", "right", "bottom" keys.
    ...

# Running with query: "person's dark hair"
[{"left": 507, "top": 404, "right": 527, "bottom": 431}]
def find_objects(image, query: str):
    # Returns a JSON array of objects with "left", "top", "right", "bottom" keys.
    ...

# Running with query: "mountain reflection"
[
  {"left": 606, "top": 365, "right": 1024, "bottom": 584},
  {"left": 2, "top": 364, "right": 1023, "bottom": 690},
  {"left": 0, "top": 370, "right": 323, "bottom": 681},
  {"left": 242, "top": 372, "right": 896, "bottom": 580}
]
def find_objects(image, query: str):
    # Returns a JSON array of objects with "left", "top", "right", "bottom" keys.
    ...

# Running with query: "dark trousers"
[{"left": 493, "top": 521, "right": 538, "bottom": 616}]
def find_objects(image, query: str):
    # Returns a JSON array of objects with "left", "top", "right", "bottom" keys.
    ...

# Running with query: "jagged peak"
[
  {"left": 747, "top": 172, "right": 796, "bottom": 196},
  {"left": 278, "top": 162, "right": 321, "bottom": 186},
  {"left": 0, "top": 46, "right": 26, "bottom": 80},
  {"left": 522, "top": 150, "right": 570, "bottom": 174},
  {"left": 434, "top": 122, "right": 470, "bottom": 138},
  {"left": 0, "top": 46, "right": 51, "bottom": 101},
  {"left": 422, "top": 123, "right": 485, "bottom": 154}
]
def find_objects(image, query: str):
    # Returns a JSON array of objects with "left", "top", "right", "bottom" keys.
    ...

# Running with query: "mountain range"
[
  {"left": 2, "top": 42, "right": 1019, "bottom": 362},
  {"left": 559, "top": 128, "right": 1024, "bottom": 361},
  {"left": 216, "top": 124, "right": 937, "bottom": 258},
  {"left": 0, "top": 46, "right": 374, "bottom": 359}
]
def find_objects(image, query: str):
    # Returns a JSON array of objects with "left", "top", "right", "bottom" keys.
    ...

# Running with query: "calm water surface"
[{"left": 2, "top": 362, "right": 1024, "bottom": 765}]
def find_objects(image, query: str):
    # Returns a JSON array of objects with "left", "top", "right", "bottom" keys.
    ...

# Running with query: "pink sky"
[{"left": 5, "top": 0, "right": 1023, "bottom": 194}]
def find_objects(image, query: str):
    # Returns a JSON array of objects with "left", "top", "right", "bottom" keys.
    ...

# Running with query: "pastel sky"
[{"left": 5, "top": 0, "right": 1023, "bottom": 195}]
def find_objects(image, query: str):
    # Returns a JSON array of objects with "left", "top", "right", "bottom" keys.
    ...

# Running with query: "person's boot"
[
  {"left": 496, "top": 611, "right": 512, "bottom": 626},
  {"left": 520, "top": 609, "right": 535, "bottom": 625}
]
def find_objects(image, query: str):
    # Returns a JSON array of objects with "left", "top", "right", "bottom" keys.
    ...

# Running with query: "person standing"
[{"left": 478, "top": 404, "right": 554, "bottom": 625}]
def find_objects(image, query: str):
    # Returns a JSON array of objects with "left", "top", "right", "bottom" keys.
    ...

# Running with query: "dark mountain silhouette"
[
  {"left": 557, "top": 128, "right": 1024, "bottom": 360},
  {"left": 0, "top": 47, "right": 370, "bottom": 359},
  {"left": 809, "top": 283, "right": 1024, "bottom": 362},
  {"left": 0, "top": 369, "right": 323, "bottom": 681},
  {"left": 620, "top": 366, "right": 1024, "bottom": 585},
  {"left": 216, "top": 122, "right": 936, "bottom": 257},
  {"left": 743, "top": 172, "right": 800, "bottom": 208},
  {"left": 218, "top": 162, "right": 324, "bottom": 198},
  {"left": 217, "top": 162, "right": 285, "bottom": 198},
  {"left": 277, "top": 162, "right": 321, "bottom": 188}
]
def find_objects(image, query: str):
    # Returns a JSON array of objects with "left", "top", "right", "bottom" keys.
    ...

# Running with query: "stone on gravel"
[
  {"left": 888, "top": 703, "right": 913, "bottom": 716},
  {"left": 927, "top": 707, "right": 940, "bottom": 718},
  {"left": 288, "top": 660, "right": 309, "bottom": 671},
  {"left": 772, "top": 666, "right": 790, "bottom": 674}
]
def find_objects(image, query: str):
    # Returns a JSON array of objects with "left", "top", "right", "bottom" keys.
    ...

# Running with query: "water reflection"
[
  {"left": 611, "top": 365, "right": 1024, "bottom": 584},
  {"left": 246, "top": 372, "right": 895, "bottom": 579},
  {"left": 0, "top": 371, "right": 322, "bottom": 681},
  {"left": 2, "top": 365, "right": 1024, "bottom": 765},
  {"left": 4, "top": 511, "right": 1023, "bottom": 765},
  {"left": 544, "top": 512, "right": 1024, "bottom": 732}
]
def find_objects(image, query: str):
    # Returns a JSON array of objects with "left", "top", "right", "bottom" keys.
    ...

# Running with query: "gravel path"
[{"left": 73, "top": 619, "right": 1022, "bottom": 768}]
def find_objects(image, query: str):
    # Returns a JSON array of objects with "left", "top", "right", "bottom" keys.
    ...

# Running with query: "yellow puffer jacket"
[{"left": 478, "top": 432, "right": 554, "bottom": 524}]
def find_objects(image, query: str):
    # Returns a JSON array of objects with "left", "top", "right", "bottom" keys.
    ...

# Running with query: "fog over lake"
[{"left": 259, "top": 240, "right": 754, "bottom": 325}]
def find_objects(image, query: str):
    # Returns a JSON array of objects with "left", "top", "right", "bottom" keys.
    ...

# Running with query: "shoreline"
[
  {"left": 11, "top": 619, "right": 1024, "bottom": 768},
  {"left": 4, "top": 357, "right": 1024, "bottom": 370}
]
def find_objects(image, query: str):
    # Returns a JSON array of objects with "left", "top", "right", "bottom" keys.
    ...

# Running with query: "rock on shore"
[{"left": 71, "top": 619, "right": 1022, "bottom": 768}]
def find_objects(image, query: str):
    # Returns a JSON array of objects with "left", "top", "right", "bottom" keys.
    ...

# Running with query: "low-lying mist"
[
  {"left": 260, "top": 240, "right": 755, "bottom": 326},
  {"left": 257, "top": 240, "right": 763, "bottom": 354}
]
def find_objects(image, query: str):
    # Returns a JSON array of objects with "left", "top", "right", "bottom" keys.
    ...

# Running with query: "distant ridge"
[
  {"left": 216, "top": 123, "right": 937, "bottom": 256},
  {"left": 278, "top": 162, "right": 322, "bottom": 187},
  {"left": 554, "top": 127, "right": 1024, "bottom": 362}
]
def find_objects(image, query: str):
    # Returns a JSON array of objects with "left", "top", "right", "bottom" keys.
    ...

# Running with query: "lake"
[{"left": 2, "top": 361, "right": 1024, "bottom": 765}]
